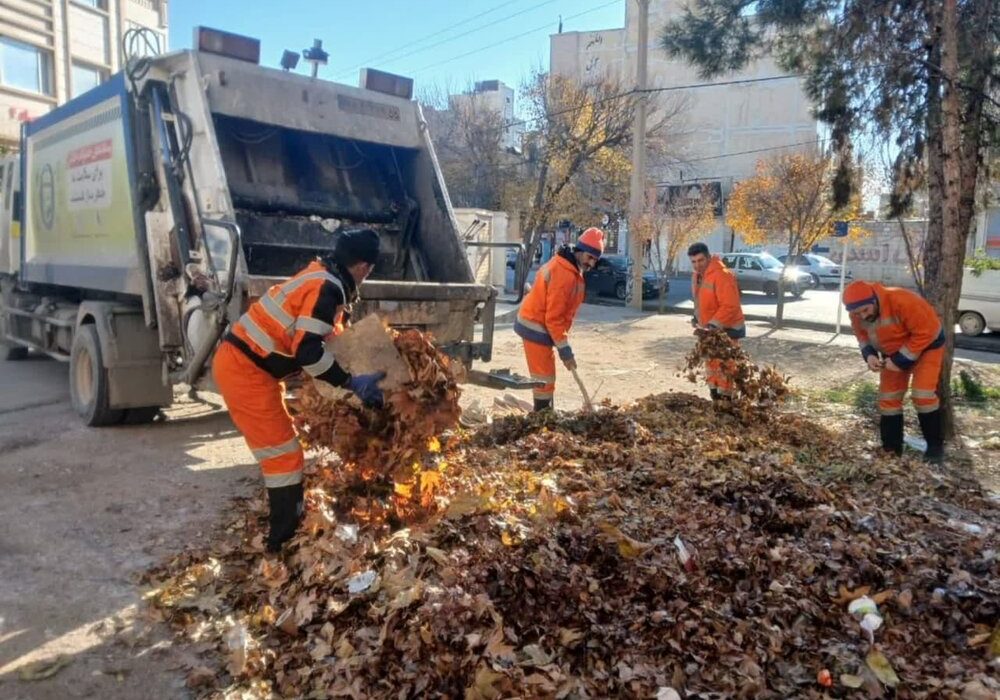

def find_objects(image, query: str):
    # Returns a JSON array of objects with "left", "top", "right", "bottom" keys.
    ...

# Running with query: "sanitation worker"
[
  {"left": 514, "top": 227, "right": 604, "bottom": 411},
  {"left": 213, "top": 228, "right": 387, "bottom": 552},
  {"left": 843, "top": 280, "right": 945, "bottom": 463},
  {"left": 687, "top": 242, "right": 745, "bottom": 400}
]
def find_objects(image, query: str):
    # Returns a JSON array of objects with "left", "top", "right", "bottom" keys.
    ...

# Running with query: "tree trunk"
[{"left": 924, "top": 0, "right": 965, "bottom": 442}]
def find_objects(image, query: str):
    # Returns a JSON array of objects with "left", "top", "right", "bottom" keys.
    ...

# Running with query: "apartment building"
[{"left": 1, "top": 0, "right": 168, "bottom": 149}]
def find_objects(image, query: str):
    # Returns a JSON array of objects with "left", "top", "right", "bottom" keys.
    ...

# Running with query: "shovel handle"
[{"left": 571, "top": 368, "right": 595, "bottom": 412}]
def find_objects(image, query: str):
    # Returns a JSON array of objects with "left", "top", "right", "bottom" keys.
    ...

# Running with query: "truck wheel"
[
  {"left": 958, "top": 311, "right": 986, "bottom": 337},
  {"left": 1, "top": 343, "right": 28, "bottom": 361},
  {"left": 615, "top": 282, "right": 627, "bottom": 300},
  {"left": 70, "top": 324, "right": 124, "bottom": 427}
]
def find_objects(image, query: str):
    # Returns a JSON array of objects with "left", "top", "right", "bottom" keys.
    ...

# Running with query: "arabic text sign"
[{"left": 67, "top": 139, "right": 112, "bottom": 210}]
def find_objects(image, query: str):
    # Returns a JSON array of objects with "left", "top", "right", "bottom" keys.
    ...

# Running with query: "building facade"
[
  {"left": 550, "top": 0, "right": 818, "bottom": 265},
  {"left": 1, "top": 0, "right": 168, "bottom": 150},
  {"left": 447, "top": 79, "right": 523, "bottom": 153}
]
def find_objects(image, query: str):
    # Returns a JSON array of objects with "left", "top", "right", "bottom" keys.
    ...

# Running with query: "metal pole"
[
  {"left": 627, "top": 0, "right": 650, "bottom": 310},
  {"left": 835, "top": 237, "right": 850, "bottom": 335}
]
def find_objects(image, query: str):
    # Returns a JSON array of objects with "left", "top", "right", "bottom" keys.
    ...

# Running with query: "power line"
[
  {"left": 412, "top": 0, "right": 621, "bottom": 75},
  {"left": 678, "top": 137, "right": 828, "bottom": 164},
  {"left": 334, "top": 0, "right": 560, "bottom": 80},
  {"left": 497, "top": 74, "right": 803, "bottom": 130}
]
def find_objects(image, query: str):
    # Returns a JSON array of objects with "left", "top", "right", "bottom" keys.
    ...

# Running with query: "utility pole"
[{"left": 627, "top": 0, "right": 650, "bottom": 310}]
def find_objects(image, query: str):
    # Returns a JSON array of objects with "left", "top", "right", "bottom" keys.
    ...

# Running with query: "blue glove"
[
  {"left": 347, "top": 372, "right": 386, "bottom": 408},
  {"left": 557, "top": 344, "right": 574, "bottom": 362}
]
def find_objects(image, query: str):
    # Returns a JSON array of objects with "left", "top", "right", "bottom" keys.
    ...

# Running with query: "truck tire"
[{"left": 70, "top": 324, "right": 124, "bottom": 427}]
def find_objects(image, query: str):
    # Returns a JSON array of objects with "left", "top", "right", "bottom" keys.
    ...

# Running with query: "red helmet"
[{"left": 576, "top": 227, "right": 605, "bottom": 258}]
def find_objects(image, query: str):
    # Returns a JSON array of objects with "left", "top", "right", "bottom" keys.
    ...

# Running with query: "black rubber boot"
[
  {"left": 879, "top": 414, "right": 904, "bottom": 456},
  {"left": 266, "top": 483, "right": 304, "bottom": 553},
  {"left": 709, "top": 388, "right": 720, "bottom": 402},
  {"left": 917, "top": 409, "right": 945, "bottom": 465},
  {"left": 533, "top": 398, "right": 553, "bottom": 412}
]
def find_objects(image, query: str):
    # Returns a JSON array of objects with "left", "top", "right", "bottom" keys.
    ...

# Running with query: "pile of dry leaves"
[
  {"left": 684, "top": 328, "right": 789, "bottom": 418},
  {"left": 290, "top": 328, "right": 460, "bottom": 499},
  {"left": 144, "top": 336, "right": 999, "bottom": 699}
]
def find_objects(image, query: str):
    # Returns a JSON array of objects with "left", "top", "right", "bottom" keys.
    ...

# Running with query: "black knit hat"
[{"left": 333, "top": 228, "right": 381, "bottom": 266}]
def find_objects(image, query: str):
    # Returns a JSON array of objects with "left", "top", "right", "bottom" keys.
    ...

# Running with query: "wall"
[
  {"left": 453, "top": 208, "right": 513, "bottom": 289},
  {"left": 0, "top": 0, "right": 168, "bottom": 149}
]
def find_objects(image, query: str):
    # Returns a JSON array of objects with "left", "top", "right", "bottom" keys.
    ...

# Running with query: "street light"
[{"left": 303, "top": 39, "right": 329, "bottom": 78}]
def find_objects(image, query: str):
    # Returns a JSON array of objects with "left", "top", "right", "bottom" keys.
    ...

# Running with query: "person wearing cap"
[
  {"left": 687, "top": 241, "right": 745, "bottom": 400},
  {"left": 843, "top": 279, "right": 946, "bottom": 462},
  {"left": 213, "top": 228, "right": 387, "bottom": 552},
  {"left": 514, "top": 227, "right": 604, "bottom": 411}
]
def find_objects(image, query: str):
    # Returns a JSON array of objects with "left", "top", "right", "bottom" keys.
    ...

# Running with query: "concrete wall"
[
  {"left": 1, "top": 0, "right": 168, "bottom": 149},
  {"left": 735, "top": 220, "right": 928, "bottom": 288},
  {"left": 454, "top": 208, "right": 514, "bottom": 289}
]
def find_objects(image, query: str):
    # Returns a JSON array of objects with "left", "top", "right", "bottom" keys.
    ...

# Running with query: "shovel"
[{"left": 570, "top": 367, "right": 595, "bottom": 412}]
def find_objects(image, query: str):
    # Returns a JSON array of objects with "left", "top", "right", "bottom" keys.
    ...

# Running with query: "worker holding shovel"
[
  {"left": 515, "top": 227, "right": 605, "bottom": 411},
  {"left": 688, "top": 242, "right": 746, "bottom": 400},
  {"left": 213, "top": 229, "right": 387, "bottom": 552}
]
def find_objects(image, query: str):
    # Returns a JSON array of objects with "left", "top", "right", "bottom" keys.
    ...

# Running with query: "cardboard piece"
[{"left": 325, "top": 314, "right": 411, "bottom": 392}]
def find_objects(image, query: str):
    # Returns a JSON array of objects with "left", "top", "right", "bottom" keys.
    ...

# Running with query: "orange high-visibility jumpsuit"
[
  {"left": 213, "top": 260, "right": 354, "bottom": 487},
  {"left": 514, "top": 249, "right": 586, "bottom": 402},
  {"left": 849, "top": 284, "right": 945, "bottom": 417},
  {"left": 692, "top": 255, "right": 745, "bottom": 395}
]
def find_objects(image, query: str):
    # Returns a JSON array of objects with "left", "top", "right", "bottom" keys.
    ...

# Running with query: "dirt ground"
[{"left": 1, "top": 305, "right": 997, "bottom": 699}]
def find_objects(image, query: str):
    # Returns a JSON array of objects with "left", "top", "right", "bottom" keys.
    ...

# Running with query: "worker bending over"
[
  {"left": 515, "top": 227, "right": 604, "bottom": 411},
  {"left": 214, "top": 229, "right": 386, "bottom": 552},
  {"left": 687, "top": 242, "right": 745, "bottom": 400},
  {"left": 843, "top": 280, "right": 945, "bottom": 463}
]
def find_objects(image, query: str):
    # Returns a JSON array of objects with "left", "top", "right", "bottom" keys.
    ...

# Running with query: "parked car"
[
  {"left": 585, "top": 255, "right": 662, "bottom": 300},
  {"left": 719, "top": 252, "right": 812, "bottom": 298},
  {"left": 778, "top": 253, "right": 852, "bottom": 288},
  {"left": 958, "top": 268, "right": 1000, "bottom": 336}
]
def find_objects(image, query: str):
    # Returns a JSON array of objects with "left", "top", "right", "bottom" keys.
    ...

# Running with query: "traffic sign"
[{"left": 833, "top": 221, "right": 849, "bottom": 238}]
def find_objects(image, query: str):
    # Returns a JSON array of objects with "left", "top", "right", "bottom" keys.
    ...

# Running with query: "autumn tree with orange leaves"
[
  {"left": 635, "top": 185, "right": 717, "bottom": 311},
  {"left": 726, "top": 152, "right": 867, "bottom": 325}
]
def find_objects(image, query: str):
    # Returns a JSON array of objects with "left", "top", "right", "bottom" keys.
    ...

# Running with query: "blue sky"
[{"left": 169, "top": 0, "right": 625, "bottom": 99}]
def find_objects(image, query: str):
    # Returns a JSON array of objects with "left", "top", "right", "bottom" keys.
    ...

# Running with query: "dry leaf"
[
  {"left": 466, "top": 665, "right": 505, "bottom": 700},
  {"left": 866, "top": 650, "right": 900, "bottom": 688},
  {"left": 840, "top": 674, "right": 864, "bottom": 688},
  {"left": 18, "top": 655, "right": 71, "bottom": 681}
]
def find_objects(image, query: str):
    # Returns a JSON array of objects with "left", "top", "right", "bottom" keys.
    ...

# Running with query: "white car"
[
  {"left": 720, "top": 252, "right": 813, "bottom": 298},
  {"left": 778, "top": 253, "right": 852, "bottom": 288},
  {"left": 958, "top": 268, "right": 1000, "bottom": 336}
]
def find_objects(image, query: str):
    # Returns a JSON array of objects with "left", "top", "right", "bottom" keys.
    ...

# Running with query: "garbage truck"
[{"left": 0, "top": 27, "right": 529, "bottom": 426}]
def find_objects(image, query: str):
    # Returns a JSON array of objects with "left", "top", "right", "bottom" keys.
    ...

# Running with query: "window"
[
  {"left": 0, "top": 38, "right": 53, "bottom": 96},
  {"left": 72, "top": 0, "right": 107, "bottom": 8},
  {"left": 72, "top": 62, "right": 107, "bottom": 98}
]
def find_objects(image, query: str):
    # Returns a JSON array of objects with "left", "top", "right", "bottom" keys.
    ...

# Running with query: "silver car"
[
  {"left": 778, "top": 253, "right": 852, "bottom": 288},
  {"left": 720, "top": 252, "right": 812, "bottom": 298}
]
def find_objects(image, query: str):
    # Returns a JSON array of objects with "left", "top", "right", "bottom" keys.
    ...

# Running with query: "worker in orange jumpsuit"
[
  {"left": 843, "top": 280, "right": 945, "bottom": 462},
  {"left": 213, "top": 229, "right": 386, "bottom": 552},
  {"left": 687, "top": 242, "right": 745, "bottom": 400},
  {"left": 514, "top": 227, "right": 604, "bottom": 411}
]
